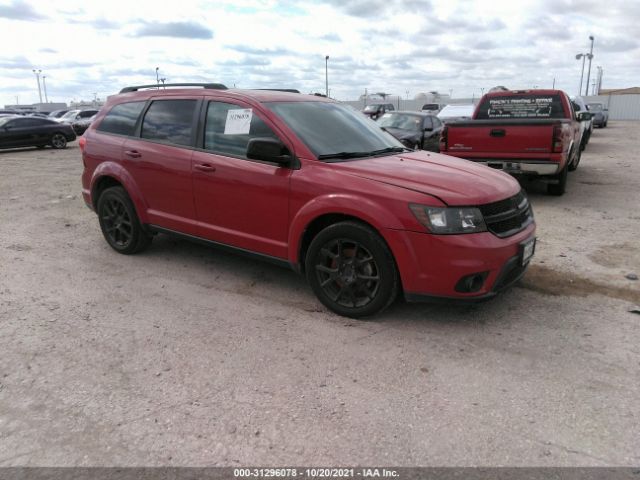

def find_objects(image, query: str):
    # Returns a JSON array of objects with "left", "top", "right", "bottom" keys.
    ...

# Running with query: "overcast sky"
[{"left": 0, "top": 0, "right": 638, "bottom": 106}]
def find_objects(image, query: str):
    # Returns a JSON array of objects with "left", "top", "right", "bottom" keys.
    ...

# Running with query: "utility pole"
[
  {"left": 325, "top": 55, "right": 329, "bottom": 97},
  {"left": 552, "top": 77, "right": 556, "bottom": 89},
  {"left": 42, "top": 75, "right": 49, "bottom": 103},
  {"left": 585, "top": 35, "right": 594, "bottom": 96},
  {"left": 32, "top": 69, "right": 42, "bottom": 103},
  {"left": 155, "top": 67, "right": 160, "bottom": 88},
  {"left": 160, "top": 78, "right": 166, "bottom": 88}
]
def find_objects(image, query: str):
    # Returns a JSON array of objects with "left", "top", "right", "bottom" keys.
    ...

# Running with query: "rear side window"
[
  {"left": 97, "top": 102, "right": 145, "bottom": 136},
  {"left": 204, "top": 101, "right": 278, "bottom": 158},
  {"left": 141, "top": 100, "right": 197, "bottom": 146},
  {"left": 475, "top": 94, "right": 566, "bottom": 119}
]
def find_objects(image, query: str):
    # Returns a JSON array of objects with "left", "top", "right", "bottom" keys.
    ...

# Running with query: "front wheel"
[
  {"left": 97, "top": 186, "right": 152, "bottom": 254},
  {"left": 305, "top": 221, "right": 399, "bottom": 318},
  {"left": 50, "top": 133, "right": 67, "bottom": 149}
]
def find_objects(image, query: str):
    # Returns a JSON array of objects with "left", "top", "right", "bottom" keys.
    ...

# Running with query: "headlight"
[{"left": 409, "top": 204, "right": 487, "bottom": 234}]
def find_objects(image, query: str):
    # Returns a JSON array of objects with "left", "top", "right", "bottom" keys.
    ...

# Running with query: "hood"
[
  {"left": 331, "top": 151, "right": 520, "bottom": 206},
  {"left": 383, "top": 127, "right": 420, "bottom": 142}
]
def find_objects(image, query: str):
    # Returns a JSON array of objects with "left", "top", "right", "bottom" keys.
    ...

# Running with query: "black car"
[
  {"left": 377, "top": 111, "right": 443, "bottom": 151},
  {"left": 0, "top": 116, "right": 76, "bottom": 150}
]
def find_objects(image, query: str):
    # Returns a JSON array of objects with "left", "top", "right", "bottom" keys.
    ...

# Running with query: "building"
[
  {"left": 598, "top": 87, "right": 640, "bottom": 95},
  {"left": 3, "top": 102, "right": 67, "bottom": 114}
]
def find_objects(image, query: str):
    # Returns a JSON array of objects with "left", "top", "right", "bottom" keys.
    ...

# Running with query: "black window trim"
[
  {"left": 95, "top": 100, "right": 150, "bottom": 140},
  {"left": 193, "top": 98, "right": 300, "bottom": 170}
]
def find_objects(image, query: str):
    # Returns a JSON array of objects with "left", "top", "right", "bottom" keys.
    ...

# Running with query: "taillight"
[
  {"left": 79, "top": 136, "right": 86, "bottom": 152},
  {"left": 552, "top": 124, "right": 563, "bottom": 153},
  {"left": 439, "top": 126, "right": 448, "bottom": 152}
]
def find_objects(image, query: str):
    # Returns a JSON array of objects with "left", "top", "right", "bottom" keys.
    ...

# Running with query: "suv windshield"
[
  {"left": 363, "top": 104, "right": 383, "bottom": 112},
  {"left": 587, "top": 103, "right": 603, "bottom": 111},
  {"left": 268, "top": 101, "right": 404, "bottom": 160},
  {"left": 60, "top": 110, "right": 79, "bottom": 120},
  {"left": 378, "top": 113, "right": 422, "bottom": 131}
]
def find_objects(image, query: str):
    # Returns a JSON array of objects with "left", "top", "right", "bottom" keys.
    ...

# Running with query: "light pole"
[
  {"left": 42, "top": 75, "right": 49, "bottom": 103},
  {"left": 585, "top": 35, "right": 594, "bottom": 96},
  {"left": 575, "top": 53, "right": 591, "bottom": 95},
  {"left": 155, "top": 67, "right": 160, "bottom": 88},
  {"left": 324, "top": 55, "right": 329, "bottom": 97},
  {"left": 32, "top": 69, "right": 42, "bottom": 103}
]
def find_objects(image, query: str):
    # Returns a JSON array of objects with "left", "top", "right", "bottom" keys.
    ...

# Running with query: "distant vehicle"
[
  {"left": 587, "top": 102, "right": 609, "bottom": 128},
  {"left": 0, "top": 109, "right": 21, "bottom": 116},
  {"left": 72, "top": 114, "right": 97, "bottom": 136},
  {"left": 437, "top": 104, "right": 475, "bottom": 123},
  {"left": 27, "top": 112, "right": 49, "bottom": 118},
  {"left": 420, "top": 103, "right": 444, "bottom": 115},
  {"left": 570, "top": 96, "right": 593, "bottom": 149},
  {"left": 362, "top": 103, "right": 394, "bottom": 120},
  {"left": 440, "top": 89, "right": 588, "bottom": 196},
  {"left": 56, "top": 109, "right": 100, "bottom": 124},
  {"left": 48, "top": 110, "right": 69, "bottom": 118},
  {"left": 377, "top": 111, "right": 443, "bottom": 151},
  {"left": 0, "top": 116, "right": 76, "bottom": 149}
]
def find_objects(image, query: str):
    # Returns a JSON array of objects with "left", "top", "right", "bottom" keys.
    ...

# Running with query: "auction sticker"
[{"left": 224, "top": 108, "right": 252, "bottom": 134}]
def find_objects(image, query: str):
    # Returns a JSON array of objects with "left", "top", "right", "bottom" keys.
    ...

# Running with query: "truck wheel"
[
  {"left": 547, "top": 164, "right": 568, "bottom": 196},
  {"left": 97, "top": 186, "right": 152, "bottom": 254},
  {"left": 568, "top": 148, "right": 581, "bottom": 171},
  {"left": 305, "top": 221, "right": 399, "bottom": 319}
]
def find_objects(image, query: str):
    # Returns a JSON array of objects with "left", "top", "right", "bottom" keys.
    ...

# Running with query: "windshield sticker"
[{"left": 224, "top": 108, "right": 252, "bottom": 134}]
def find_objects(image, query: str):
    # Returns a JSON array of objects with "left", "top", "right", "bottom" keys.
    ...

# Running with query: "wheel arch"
[{"left": 90, "top": 163, "right": 149, "bottom": 223}]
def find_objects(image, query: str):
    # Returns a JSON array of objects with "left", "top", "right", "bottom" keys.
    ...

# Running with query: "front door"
[{"left": 191, "top": 100, "right": 292, "bottom": 259}]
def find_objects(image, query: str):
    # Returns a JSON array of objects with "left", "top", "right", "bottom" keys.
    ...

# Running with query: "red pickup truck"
[{"left": 439, "top": 90, "right": 590, "bottom": 195}]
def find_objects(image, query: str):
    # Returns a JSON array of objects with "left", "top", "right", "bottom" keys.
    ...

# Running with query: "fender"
[
  {"left": 287, "top": 193, "right": 406, "bottom": 265},
  {"left": 91, "top": 161, "right": 150, "bottom": 224}
]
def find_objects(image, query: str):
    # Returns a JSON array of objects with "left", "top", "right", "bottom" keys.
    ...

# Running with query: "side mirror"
[
  {"left": 577, "top": 112, "right": 591, "bottom": 121},
  {"left": 246, "top": 137, "right": 292, "bottom": 166}
]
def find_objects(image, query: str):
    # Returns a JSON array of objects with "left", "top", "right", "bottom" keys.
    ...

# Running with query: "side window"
[
  {"left": 79, "top": 111, "right": 96, "bottom": 119},
  {"left": 204, "top": 101, "right": 278, "bottom": 159},
  {"left": 141, "top": 100, "right": 197, "bottom": 146},
  {"left": 432, "top": 117, "right": 442, "bottom": 129},
  {"left": 387, "top": 104, "right": 395, "bottom": 111},
  {"left": 97, "top": 102, "right": 146, "bottom": 136},
  {"left": 423, "top": 116, "right": 433, "bottom": 130}
]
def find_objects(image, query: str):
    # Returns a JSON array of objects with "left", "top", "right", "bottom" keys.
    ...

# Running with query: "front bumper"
[{"left": 383, "top": 223, "right": 536, "bottom": 301}]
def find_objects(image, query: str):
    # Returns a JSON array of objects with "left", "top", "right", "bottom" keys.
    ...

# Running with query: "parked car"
[
  {"left": 587, "top": 102, "right": 609, "bottom": 128},
  {"left": 48, "top": 109, "right": 69, "bottom": 118},
  {"left": 421, "top": 103, "right": 444, "bottom": 115},
  {"left": 377, "top": 111, "right": 443, "bottom": 151},
  {"left": 81, "top": 83, "right": 535, "bottom": 318},
  {"left": 570, "top": 96, "right": 593, "bottom": 149},
  {"left": 437, "top": 104, "right": 475, "bottom": 123},
  {"left": 439, "top": 89, "right": 588, "bottom": 196},
  {"left": 72, "top": 114, "right": 96, "bottom": 136},
  {"left": 57, "top": 109, "right": 99, "bottom": 124},
  {"left": 362, "top": 103, "right": 394, "bottom": 120},
  {"left": 0, "top": 116, "right": 76, "bottom": 149}
]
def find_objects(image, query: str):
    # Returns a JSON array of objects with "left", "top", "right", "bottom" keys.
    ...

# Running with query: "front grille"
[{"left": 479, "top": 190, "right": 533, "bottom": 238}]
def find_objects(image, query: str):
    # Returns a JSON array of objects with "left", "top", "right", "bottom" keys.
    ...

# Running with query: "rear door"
[{"left": 121, "top": 97, "right": 201, "bottom": 234}]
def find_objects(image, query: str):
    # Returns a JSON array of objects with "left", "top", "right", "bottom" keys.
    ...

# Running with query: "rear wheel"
[
  {"left": 547, "top": 163, "right": 568, "bottom": 196},
  {"left": 97, "top": 186, "right": 152, "bottom": 254},
  {"left": 568, "top": 147, "right": 581, "bottom": 171},
  {"left": 50, "top": 133, "right": 67, "bottom": 149},
  {"left": 305, "top": 221, "right": 399, "bottom": 318}
]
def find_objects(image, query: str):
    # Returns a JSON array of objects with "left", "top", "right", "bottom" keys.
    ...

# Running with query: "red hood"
[{"left": 331, "top": 151, "right": 520, "bottom": 206}]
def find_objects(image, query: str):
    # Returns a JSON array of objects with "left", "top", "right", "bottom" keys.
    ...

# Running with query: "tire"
[
  {"left": 97, "top": 186, "right": 152, "bottom": 254},
  {"left": 50, "top": 133, "right": 67, "bottom": 149},
  {"left": 604, "top": 121, "right": 608, "bottom": 127},
  {"left": 547, "top": 163, "right": 568, "bottom": 196},
  {"left": 568, "top": 147, "right": 581, "bottom": 171},
  {"left": 36, "top": 145, "right": 46, "bottom": 149},
  {"left": 305, "top": 221, "right": 399, "bottom": 318}
]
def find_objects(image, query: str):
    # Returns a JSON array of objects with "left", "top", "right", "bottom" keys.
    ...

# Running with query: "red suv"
[{"left": 81, "top": 83, "right": 536, "bottom": 318}]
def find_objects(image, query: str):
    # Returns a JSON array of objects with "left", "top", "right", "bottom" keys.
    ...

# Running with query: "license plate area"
[{"left": 521, "top": 237, "right": 536, "bottom": 266}]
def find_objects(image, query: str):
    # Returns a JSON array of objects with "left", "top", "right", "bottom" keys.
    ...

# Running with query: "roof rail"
[
  {"left": 254, "top": 88, "right": 300, "bottom": 94},
  {"left": 119, "top": 83, "right": 228, "bottom": 93}
]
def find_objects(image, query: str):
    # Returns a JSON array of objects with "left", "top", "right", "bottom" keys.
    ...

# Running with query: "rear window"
[
  {"left": 97, "top": 102, "right": 145, "bottom": 136},
  {"left": 475, "top": 94, "right": 566, "bottom": 119},
  {"left": 141, "top": 100, "right": 197, "bottom": 146},
  {"left": 422, "top": 104, "right": 439, "bottom": 110}
]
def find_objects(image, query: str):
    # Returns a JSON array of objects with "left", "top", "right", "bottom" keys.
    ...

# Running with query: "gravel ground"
[{"left": 0, "top": 122, "right": 638, "bottom": 466}]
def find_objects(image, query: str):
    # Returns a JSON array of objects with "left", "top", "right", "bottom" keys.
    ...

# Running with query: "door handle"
[
  {"left": 194, "top": 163, "right": 216, "bottom": 172},
  {"left": 490, "top": 129, "right": 506, "bottom": 137},
  {"left": 124, "top": 150, "right": 141, "bottom": 158}
]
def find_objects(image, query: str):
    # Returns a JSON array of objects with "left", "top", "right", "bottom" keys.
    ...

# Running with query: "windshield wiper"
[
  {"left": 317, "top": 146, "right": 410, "bottom": 161},
  {"left": 369, "top": 146, "right": 409, "bottom": 155}
]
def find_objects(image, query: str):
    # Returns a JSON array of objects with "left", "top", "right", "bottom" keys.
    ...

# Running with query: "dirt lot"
[{"left": 0, "top": 122, "right": 639, "bottom": 466}]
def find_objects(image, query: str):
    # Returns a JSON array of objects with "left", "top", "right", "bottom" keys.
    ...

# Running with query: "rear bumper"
[
  {"left": 474, "top": 160, "right": 559, "bottom": 176},
  {"left": 383, "top": 223, "right": 536, "bottom": 301}
]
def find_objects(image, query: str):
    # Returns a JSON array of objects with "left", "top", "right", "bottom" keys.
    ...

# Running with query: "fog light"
[{"left": 455, "top": 272, "right": 489, "bottom": 293}]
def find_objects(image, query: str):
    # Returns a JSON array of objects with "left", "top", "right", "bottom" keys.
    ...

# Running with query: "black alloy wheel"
[
  {"left": 97, "top": 186, "right": 151, "bottom": 254},
  {"left": 50, "top": 133, "right": 67, "bottom": 149},
  {"left": 305, "top": 221, "right": 399, "bottom": 318}
]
